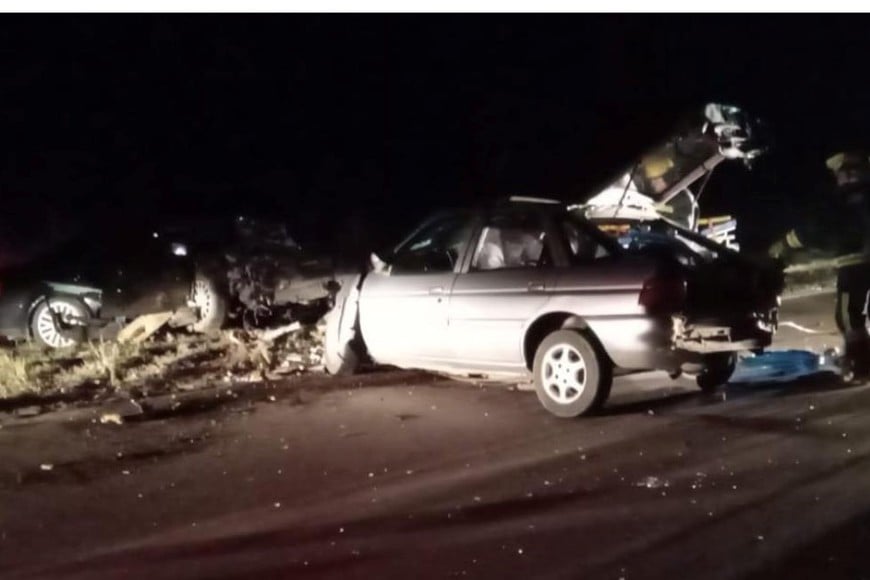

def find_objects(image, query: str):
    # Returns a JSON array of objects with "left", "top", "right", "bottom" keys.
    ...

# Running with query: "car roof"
[
  {"left": 505, "top": 195, "right": 562, "bottom": 205},
  {"left": 422, "top": 197, "right": 567, "bottom": 217},
  {"left": 395, "top": 197, "right": 623, "bottom": 256}
]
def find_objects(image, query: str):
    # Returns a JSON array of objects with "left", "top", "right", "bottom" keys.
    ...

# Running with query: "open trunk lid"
[{"left": 581, "top": 103, "right": 766, "bottom": 231}]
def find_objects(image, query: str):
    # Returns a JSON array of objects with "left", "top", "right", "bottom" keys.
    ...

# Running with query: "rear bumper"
[
  {"left": 588, "top": 313, "right": 774, "bottom": 371},
  {"left": 671, "top": 315, "right": 774, "bottom": 354}
]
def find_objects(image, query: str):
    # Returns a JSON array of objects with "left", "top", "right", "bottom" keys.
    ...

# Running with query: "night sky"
[{"left": 2, "top": 15, "right": 870, "bottom": 259}]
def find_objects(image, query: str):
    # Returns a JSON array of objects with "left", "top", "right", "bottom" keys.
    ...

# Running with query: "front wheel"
[
  {"left": 30, "top": 296, "right": 90, "bottom": 348},
  {"left": 533, "top": 330, "right": 612, "bottom": 418},
  {"left": 189, "top": 272, "right": 228, "bottom": 333}
]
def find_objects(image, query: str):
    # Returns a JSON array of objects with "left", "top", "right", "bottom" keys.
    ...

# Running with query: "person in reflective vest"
[{"left": 770, "top": 151, "right": 870, "bottom": 379}]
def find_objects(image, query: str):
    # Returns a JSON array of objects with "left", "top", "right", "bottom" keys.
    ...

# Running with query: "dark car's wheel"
[
  {"left": 696, "top": 353, "right": 737, "bottom": 393},
  {"left": 189, "top": 272, "right": 228, "bottom": 333},
  {"left": 533, "top": 330, "right": 612, "bottom": 418},
  {"left": 30, "top": 296, "right": 90, "bottom": 348}
]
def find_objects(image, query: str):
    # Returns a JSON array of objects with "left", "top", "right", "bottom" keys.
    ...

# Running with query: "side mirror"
[{"left": 370, "top": 252, "right": 390, "bottom": 274}]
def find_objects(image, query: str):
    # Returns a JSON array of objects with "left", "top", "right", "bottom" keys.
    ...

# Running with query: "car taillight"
[{"left": 639, "top": 273, "right": 686, "bottom": 314}]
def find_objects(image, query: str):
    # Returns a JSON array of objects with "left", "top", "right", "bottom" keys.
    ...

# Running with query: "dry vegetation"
[
  {"left": 0, "top": 349, "right": 35, "bottom": 398},
  {"left": 0, "top": 323, "right": 325, "bottom": 404}
]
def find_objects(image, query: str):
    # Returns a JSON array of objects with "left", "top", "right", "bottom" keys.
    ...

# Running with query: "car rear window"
[{"left": 563, "top": 212, "right": 623, "bottom": 263}]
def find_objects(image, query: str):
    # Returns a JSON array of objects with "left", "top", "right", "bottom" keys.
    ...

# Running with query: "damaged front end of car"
[
  {"left": 225, "top": 253, "right": 339, "bottom": 329},
  {"left": 220, "top": 217, "right": 340, "bottom": 329}
]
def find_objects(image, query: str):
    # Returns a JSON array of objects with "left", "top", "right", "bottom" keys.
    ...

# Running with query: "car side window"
[
  {"left": 391, "top": 213, "right": 473, "bottom": 274},
  {"left": 471, "top": 211, "right": 550, "bottom": 271},
  {"left": 562, "top": 219, "right": 611, "bottom": 263}
]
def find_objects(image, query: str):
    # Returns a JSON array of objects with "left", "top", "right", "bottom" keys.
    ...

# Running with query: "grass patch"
[
  {"left": 0, "top": 349, "right": 43, "bottom": 398},
  {"left": 0, "top": 321, "right": 326, "bottom": 405}
]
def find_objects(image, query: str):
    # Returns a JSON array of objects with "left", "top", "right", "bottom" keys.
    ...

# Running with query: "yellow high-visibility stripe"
[
  {"left": 827, "top": 152, "right": 846, "bottom": 172},
  {"left": 697, "top": 215, "right": 733, "bottom": 227}
]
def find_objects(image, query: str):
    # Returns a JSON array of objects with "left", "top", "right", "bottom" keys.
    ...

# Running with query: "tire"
[
  {"left": 30, "top": 296, "right": 90, "bottom": 348},
  {"left": 189, "top": 272, "right": 228, "bottom": 333},
  {"left": 533, "top": 329, "right": 612, "bottom": 418},
  {"left": 695, "top": 353, "right": 737, "bottom": 393}
]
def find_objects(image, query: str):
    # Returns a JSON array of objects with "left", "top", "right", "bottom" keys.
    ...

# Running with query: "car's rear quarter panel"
[{"left": 539, "top": 259, "right": 671, "bottom": 370}]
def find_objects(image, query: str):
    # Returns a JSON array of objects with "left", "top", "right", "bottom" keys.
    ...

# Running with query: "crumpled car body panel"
[{"left": 163, "top": 216, "right": 339, "bottom": 328}]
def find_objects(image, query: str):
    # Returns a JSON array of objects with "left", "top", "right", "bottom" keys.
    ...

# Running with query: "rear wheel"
[
  {"left": 533, "top": 330, "right": 612, "bottom": 418},
  {"left": 696, "top": 353, "right": 737, "bottom": 393},
  {"left": 30, "top": 296, "right": 90, "bottom": 348}
]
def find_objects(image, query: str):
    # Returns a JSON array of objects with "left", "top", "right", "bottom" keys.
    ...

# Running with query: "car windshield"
[{"left": 389, "top": 211, "right": 474, "bottom": 273}]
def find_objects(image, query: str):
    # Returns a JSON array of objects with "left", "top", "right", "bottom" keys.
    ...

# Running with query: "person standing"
[{"left": 770, "top": 151, "right": 870, "bottom": 379}]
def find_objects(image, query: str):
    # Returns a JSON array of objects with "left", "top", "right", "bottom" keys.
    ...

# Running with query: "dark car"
[
  {"left": 0, "top": 224, "right": 216, "bottom": 348},
  {"left": 0, "top": 216, "right": 338, "bottom": 348}
]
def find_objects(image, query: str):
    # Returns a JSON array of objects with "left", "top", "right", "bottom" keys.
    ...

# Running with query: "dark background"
[{"left": 0, "top": 15, "right": 868, "bottom": 263}]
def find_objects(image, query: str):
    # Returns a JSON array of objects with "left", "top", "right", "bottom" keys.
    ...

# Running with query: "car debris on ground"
[
  {"left": 117, "top": 312, "right": 175, "bottom": 344},
  {"left": 0, "top": 315, "right": 329, "bottom": 419},
  {"left": 98, "top": 412, "right": 124, "bottom": 425}
]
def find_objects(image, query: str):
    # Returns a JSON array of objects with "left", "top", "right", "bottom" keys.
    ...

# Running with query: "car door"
[
  {"left": 446, "top": 207, "right": 556, "bottom": 373},
  {"left": 358, "top": 211, "right": 476, "bottom": 368}
]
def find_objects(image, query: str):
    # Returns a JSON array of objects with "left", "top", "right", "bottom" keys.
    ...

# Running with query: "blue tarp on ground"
[{"left": 730, "top": 349, "right": 839, "bottom": 384}]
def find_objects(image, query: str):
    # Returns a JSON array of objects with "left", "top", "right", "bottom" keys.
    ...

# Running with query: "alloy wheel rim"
[
  {"left": 191, "top": 279, "right": 214, "bottom": 319},
  {"left": 541, "top": 343, "right": 587, "bottom": 404},
  {"left": 35, "top": 302, "right": 81, "bottom": 348}
]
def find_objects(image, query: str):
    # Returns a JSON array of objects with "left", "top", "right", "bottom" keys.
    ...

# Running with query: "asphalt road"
[{"left": 3, "top": 291, "right": 870, "bottom": 580}]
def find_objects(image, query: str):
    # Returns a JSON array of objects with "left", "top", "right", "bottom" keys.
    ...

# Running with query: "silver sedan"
[{"left": 325, "top": 198, "right": 781, "bottom": 417}]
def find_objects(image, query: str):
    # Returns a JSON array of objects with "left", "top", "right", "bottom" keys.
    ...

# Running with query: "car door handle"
[
  {"left": 527, "top": 282, "right": 545, "bottom": 292},
  {"left": 428, "top": 286, "right": 444, "bottom": 295}
]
